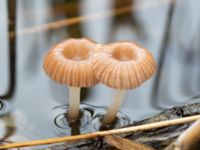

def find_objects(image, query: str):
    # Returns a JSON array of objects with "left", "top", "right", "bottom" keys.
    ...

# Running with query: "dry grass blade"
[
  {"left": 105, "top": 135, "right": 154, "bottom": 150},
  {"left": 0, "top": 115, "right": 200, "bottom": 149}
]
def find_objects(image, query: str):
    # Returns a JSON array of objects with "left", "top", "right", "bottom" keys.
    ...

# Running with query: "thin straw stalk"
[
  {"left": 0, "top": 114, "right": 200, "bottom": 149},
  {"left": 102, "top": 90, "right": 126, "bottom": 125}
]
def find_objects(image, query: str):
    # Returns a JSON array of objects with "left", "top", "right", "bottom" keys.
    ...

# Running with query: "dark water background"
[{"left": 0, "top": 0, "right": 200, "bottom": 149}]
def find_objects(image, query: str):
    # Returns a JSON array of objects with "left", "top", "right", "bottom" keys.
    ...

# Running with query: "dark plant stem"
[
  {"left": 151, "top": 0, "right": 176, "bottom": 109},
  {"left": 0, "top": 0, "right": 16, "bottom": 99}
]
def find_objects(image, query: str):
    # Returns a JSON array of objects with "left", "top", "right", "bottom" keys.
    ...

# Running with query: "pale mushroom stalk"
[
  {"left": 102, "top": 90, "right": 126, "bottom": 125},
  {"left": 68, "top": 86, "right": 81, "bottom": 121}
]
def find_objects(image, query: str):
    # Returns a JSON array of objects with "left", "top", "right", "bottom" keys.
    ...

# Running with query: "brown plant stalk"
[{"left": 0, "top": 114, "right": 200, "bottom": 149}]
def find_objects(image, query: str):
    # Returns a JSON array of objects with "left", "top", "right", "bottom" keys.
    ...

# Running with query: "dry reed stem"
[
  {"left": 0, "top": 114, "right": 200, "bottom": 149},
  {"left": 9, "top": 0, "right": 176, "bottom": 38}
]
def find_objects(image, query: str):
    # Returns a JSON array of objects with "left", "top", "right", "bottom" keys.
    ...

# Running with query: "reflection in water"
[
  {"left": 152, "top": 0, "right": 200, "bottom": 108},
  {"left": 0, "top": 0, "right": 17, "bottom": 99},
  {"left": 151, "top": 0, "right": 176, "bottom": 109},
  {"left": 24, "top": 42, "right": 41, "bottom": 78},
  {"left": 22, "top": 0, "right": 51, "bottom": 78},
  {"left": 179, "top": 20, "right": 200, "bottom": 96},
  {"left": 52, "top": 104, "right": 93, "bottom": 136},
  {"left": 52, "top": 103, "right": 131, "bottom": 135},
  {"left": 93, "top": 112, "right": 131, "bottom": 131},
  {"left": 80, "top": 88, "right": 90, "bottom": 102},
  {"left": 63, "top": 0, "right": 82, "bottom": 38},
  {"left": 0, "top": 100, "right": 6, "bottom": 113},
  {"left": 108, "top": 0, "right": 145, "bottom": 41},
  {"left": 181, "top": 48, "right": 197, "bottom": 96}
]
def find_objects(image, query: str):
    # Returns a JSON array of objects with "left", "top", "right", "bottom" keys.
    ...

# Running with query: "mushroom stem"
[
  {"left": 102, "top": 90, "right": 127, "bottom": 125},
  {"left": 67, "top": 86, "right": 81, "bottom": 121}
]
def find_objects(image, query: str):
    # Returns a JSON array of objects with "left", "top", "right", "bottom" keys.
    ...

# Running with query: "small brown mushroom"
[
  {"left": 43, "top": 38, "right": 98, "bottom": 121},
  {"left": 93, "top": 42, "right": 156, "bottom": 125}
]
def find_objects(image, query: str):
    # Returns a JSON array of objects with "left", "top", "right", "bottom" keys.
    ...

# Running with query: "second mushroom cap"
[{"left": 93, "top": 42, "right": 156, "bottom": 90}]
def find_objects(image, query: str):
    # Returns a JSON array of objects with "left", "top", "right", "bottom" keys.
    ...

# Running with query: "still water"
[{"left": 0, "top": 0, "right": 200, "bottom": 149}]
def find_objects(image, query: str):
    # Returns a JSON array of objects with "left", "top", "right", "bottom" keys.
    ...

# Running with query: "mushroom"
[
  {"left": 43, "top": 38, "right": 98, "bottom": 122},
  {"left": 93, "top": 42, "right": 156, "bottom": 125}
]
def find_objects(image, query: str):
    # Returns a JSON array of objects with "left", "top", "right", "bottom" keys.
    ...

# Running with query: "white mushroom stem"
[
  {"left": 67, "top": 86, "right": 81, "bottom": 121},
  {"left": 102, "top": 90, "right": 127, "bottom": 125}
]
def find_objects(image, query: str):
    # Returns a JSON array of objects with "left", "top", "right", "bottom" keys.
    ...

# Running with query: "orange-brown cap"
[
  {"left": 92, "top": 42, "right": 156, "bottom": 90},
  {"left": 43, "top": 38, "right": 98, "bottom": 87}
]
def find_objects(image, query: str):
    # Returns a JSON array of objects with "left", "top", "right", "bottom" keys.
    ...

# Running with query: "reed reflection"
[
  {"left": 150, "top": 0, "right": 175, "bottom": 109},
  {"left": 0, "top": 0, "right": 16, "bottom": 99},
  {"left": 108, "top": 0, "right": 145, "bottom": 41},
  {"left": 151, "top": 0, "right": 200, "bottom": 108}
]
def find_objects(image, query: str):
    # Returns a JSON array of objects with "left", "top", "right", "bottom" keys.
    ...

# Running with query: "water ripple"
[
  {"left": 52, "top": 104, "right": 94, "bottom": 135},
  {"left": 92, "top": 112, "right": 131, "bottom": 131},
  {"left": 52, "top": 103, "right": 131, "bottom": 135}
]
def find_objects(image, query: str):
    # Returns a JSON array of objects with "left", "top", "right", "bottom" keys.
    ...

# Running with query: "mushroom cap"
[
  {"left": 43, "top": 38, "right": 98, "bottom": 87},
  {"left": 93, "top": 42, "right": 156, "bottom": 90}
]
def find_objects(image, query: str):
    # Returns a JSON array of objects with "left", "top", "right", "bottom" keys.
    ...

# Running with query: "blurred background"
[{"left": 0, "top": 0, "right": 200, "bottom": 147}]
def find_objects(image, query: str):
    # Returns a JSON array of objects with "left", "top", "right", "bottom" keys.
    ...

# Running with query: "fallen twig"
[{"left": 0, "top": 114, "right": 200, "bottom": 149}]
